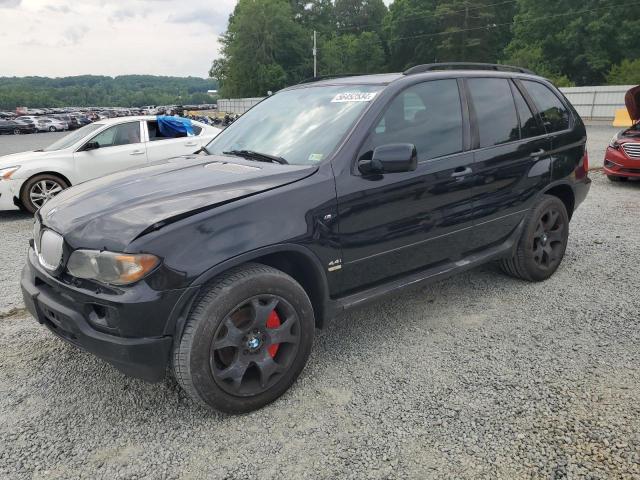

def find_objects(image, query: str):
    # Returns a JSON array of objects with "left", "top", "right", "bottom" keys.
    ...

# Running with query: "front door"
[
  {"left": 335, "top": 78, "right": 479, "bottom": 293},
  {"left": 73, "top": 121, "right": 147, "bottom": 182}
]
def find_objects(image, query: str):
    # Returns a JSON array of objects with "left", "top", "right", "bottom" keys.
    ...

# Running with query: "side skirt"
[{"left": 329, "top": 219, "right": 524, "bottom": 315}]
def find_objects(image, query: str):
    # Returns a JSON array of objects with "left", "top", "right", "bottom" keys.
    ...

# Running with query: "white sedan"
[
  {"left": 0, "top": 115, "right": 220, "bottom": 213},
  {"left": 34, "top": 117, "right": 69, "bottom": 132}
]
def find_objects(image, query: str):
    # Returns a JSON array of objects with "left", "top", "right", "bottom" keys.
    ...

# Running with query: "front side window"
[
  {"left": 468, "top": 78, "right": 520, "bottom": 147},
  {"left": 359, "top": 79, "right": 463, "bottom": 162},
  {"left": 44, "top": 123, "right": 103, "bottom": 151},
  {"left": 522, "top": 80, "right": 570, "bottom": 133},
  {"left": 206, "top": 85, "right": 384, "bottom": 165},
  {"left": 90, "top": 122, "right": 141, "bottom": 148}
]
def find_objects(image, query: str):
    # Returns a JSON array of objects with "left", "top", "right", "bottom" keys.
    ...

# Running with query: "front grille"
[
  {"left": 37, "top": 229, "right": 64, "bottom": 271},
  {"left": 622, "top": 143, "right": 640, "bottom": 159}
]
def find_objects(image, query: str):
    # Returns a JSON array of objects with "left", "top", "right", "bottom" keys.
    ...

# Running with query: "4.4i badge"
[{"left": 328, "top": 259, "right": 342, "bottom": 272}]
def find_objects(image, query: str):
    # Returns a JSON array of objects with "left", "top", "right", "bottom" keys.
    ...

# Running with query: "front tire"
[
  {"left": 173, "top": 263, "right": 315, "bottom": 413},
  {"left": 13, "top": 128, "right": 21, "bottom": 135},
  {"left": 20, "top": 174, "right": 69, "bottom": 214},
  {"left": 48, "top": 126, "right": 57, "bottom": 132},
  {"left": 500, "top": 195, "right": 569, "bottom": 282}
]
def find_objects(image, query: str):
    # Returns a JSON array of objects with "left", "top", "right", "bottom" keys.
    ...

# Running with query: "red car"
[{"left": 604, "top": 85, "right": 640, "bottom": 181}]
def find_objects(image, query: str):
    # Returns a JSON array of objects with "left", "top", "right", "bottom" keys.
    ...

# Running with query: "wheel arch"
[
  {"left": 541, "top": 182, "right": 575, "bottom": 220},
  {"left": 17, "top": 171, "right": 72, "bottom": 208},
  {"left": 175, "top": 244, "right": 331, "bottom": 339}
]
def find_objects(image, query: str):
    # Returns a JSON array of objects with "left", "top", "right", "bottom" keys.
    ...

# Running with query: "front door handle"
[
  {"left": 451, "top": 166, "right": 472, "bottom": 178},
  {"left": 184, "top": 142, "right": 198, "bottom": 147},
  {"left": 130, "top": 150, "right": 145, "bottom": 155},
  {"left": 530, "top": 149, "right": 546, "bottom": 158}
]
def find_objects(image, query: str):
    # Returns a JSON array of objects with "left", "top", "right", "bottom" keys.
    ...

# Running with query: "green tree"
[
  {"left": 607, "top": 59, "right": 640, "bottom": 85},
  {"left": 434, "top": 0, "right": 515, "bottom": 63},
  {"left": 384, "top": 0, "right": 439, "bottom": 71},
  {"left": 290, "top": 0, "right": 335, "bottom": 35},
  {"left": 384, "top": 0, "right": 516, "bottom": 71},
  {"left": 504, "top": 0, "right": 640, "bottom": 86},
  {"left": 212, "top": 0, "right": 309, "bottom": 97},
  {"left": 334, "top": 0, "right": 388, "bottom": 34},
  {"left": 319, "top": 31, "right": 386, "bottom": 74},
  {"left": 0, "top": 75, "right": 218, "bottom": 110}
]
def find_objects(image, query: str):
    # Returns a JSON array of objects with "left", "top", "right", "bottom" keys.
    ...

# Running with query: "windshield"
[
  {"left": 206, "top": 85, "right": 383, "bottom": 165},
  {"left": 43, "top": 123, "right": 103, "bottom": 151}
]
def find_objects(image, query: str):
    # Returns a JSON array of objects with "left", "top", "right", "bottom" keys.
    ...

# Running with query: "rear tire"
[
  {"left": 48, "top": 126, "right": 56, "bottom": 132},
  {"left": 500, "top": 195, "right": 569, "bottom": 282},
  {"left": 13, "top": 129, "right": 21, "bottom": 135},
  {"left": 607, "top": 175, "right": 627, "bottom": 182},
  {"left": 173, "top": 263, "right": 314, "bottom": 413},
  {"left": 20, "top": 174, "right": 69, "bottom": 214}
]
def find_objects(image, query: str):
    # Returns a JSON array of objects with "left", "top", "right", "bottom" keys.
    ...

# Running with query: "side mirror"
[
  {"left": 358, "top": 143, "right": 417, "bottom": 174},
  {"left": 83, "top": 141, "right": 100, "bottom": 151}
]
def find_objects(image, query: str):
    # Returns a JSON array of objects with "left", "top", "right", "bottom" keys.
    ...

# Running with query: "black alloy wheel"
[
  {"left": 500, "top": 195, "right": 569, "bottom": 282},
  {"left": 13, "top": 128, "right": 21, "bottom": 135},
  {"left": 210, "top": 295, "right": 300, "bottom": 396},
  {"left": 530, "top": 207, "right": 566, "bottom": 271},
  {"left": 173, "top": 263, "right": 314, "bottom": 413}
]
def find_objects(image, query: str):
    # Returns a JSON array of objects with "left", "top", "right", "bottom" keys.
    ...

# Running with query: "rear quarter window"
[{"left": 522, "top": 80, "right": 571, "bottom": 133}]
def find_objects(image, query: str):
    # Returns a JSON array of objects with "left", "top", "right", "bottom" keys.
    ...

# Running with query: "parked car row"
[{"left": 0, "top": 104, "right": 218, "bottom": 135}]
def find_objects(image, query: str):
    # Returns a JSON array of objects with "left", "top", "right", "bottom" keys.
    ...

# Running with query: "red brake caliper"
[{"left": 266, "top": 310, "right": 281, "bottom": 358}]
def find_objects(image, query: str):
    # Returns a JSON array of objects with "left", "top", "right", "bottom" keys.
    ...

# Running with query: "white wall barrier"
[{"left": 560, "top": 85, "right": 634, "bottom": 121}]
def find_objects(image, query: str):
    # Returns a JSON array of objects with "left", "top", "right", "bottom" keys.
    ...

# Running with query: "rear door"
[
  {"left": 73, "top": 121, "right": 147, "bottom": 182},
  {"left": 144, "top": 120, "right": 202, "bottom": 162},
  {"left": 335, "top": 78, "right": 479, "bottom": 292},
  {"left": 519, "top": 79, "right": 583, "bottom": 181},
  {"left": 467, "top": 77, "right": 550, "bottom": 246}
]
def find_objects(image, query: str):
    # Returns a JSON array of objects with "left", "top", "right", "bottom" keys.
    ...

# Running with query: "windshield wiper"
[
  {"left": 194, "top": 145, "right": 211, "bottom": 155},
  {"left": 223, "top": 149, "right": 289, "bottom": 165}
]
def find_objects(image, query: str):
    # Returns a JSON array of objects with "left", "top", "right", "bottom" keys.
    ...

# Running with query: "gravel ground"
[{"left": 1, "top": 127, "right": 639, "bottom": 479}]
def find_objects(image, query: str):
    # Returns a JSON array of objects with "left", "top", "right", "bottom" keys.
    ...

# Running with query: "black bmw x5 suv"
[{"left": 22, "top": 63, "right": 590, "bottom": 413}]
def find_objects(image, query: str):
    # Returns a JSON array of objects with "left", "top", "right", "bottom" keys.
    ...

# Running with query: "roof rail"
[
  {"left": 297, "top": 73, "right": 368, "bottom": 84},
  {"left": 404, "top": 63, "right": 535, "bottom": 75}
]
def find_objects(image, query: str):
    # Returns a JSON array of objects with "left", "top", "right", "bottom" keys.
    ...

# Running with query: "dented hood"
[
  {"left": 625, "top": 85, "right": 640, "bottom": 122},
  {"left": 38, "top": 155, "right": 316, "bottom": 251}
]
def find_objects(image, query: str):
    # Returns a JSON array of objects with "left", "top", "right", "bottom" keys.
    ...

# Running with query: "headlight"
[
  {"left": 609, "top": 135, "right": 620, "bottom": 149},
  {"left": 67, "top": 250, "right": 160, "bottom": 285},
  {"left": 0, "top": 166, "right": 20, "bottom": 180}
]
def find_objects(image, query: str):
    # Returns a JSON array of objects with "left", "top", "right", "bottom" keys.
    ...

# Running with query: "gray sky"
[{"left": 1, "top": 0, "right": 393, "bottom": 78}]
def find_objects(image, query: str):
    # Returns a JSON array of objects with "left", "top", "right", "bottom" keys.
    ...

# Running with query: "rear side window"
[
  {"left": 512, "top": 84, "right": 543, "bottom": 138},
  {"left": 522, "top": 80, "right": 570, "bottom": 133},
  {"left": 467, "top": 78, "right": 519, "bottom": 147},
  {"left": 359, "top": 79, "right": 463, "bottom": 162}
]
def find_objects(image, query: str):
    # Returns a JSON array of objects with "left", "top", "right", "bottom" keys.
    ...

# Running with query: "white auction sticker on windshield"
[{"left": 331, "top": 92, "right": 377, "bottom": 103}]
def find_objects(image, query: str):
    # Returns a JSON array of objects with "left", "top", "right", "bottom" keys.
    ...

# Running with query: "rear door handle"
[
  {"left": 451, "top": 166, "right": 472, "bottom": 178},
  {"left": 530, "top": 149, "right": 546, "bottom": 158},
  {"left": 184, "top": 142, "right": 198, "bottom": 147},
  {"left": 130, "top": 150, "right": 145, "bottom": 155}
]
